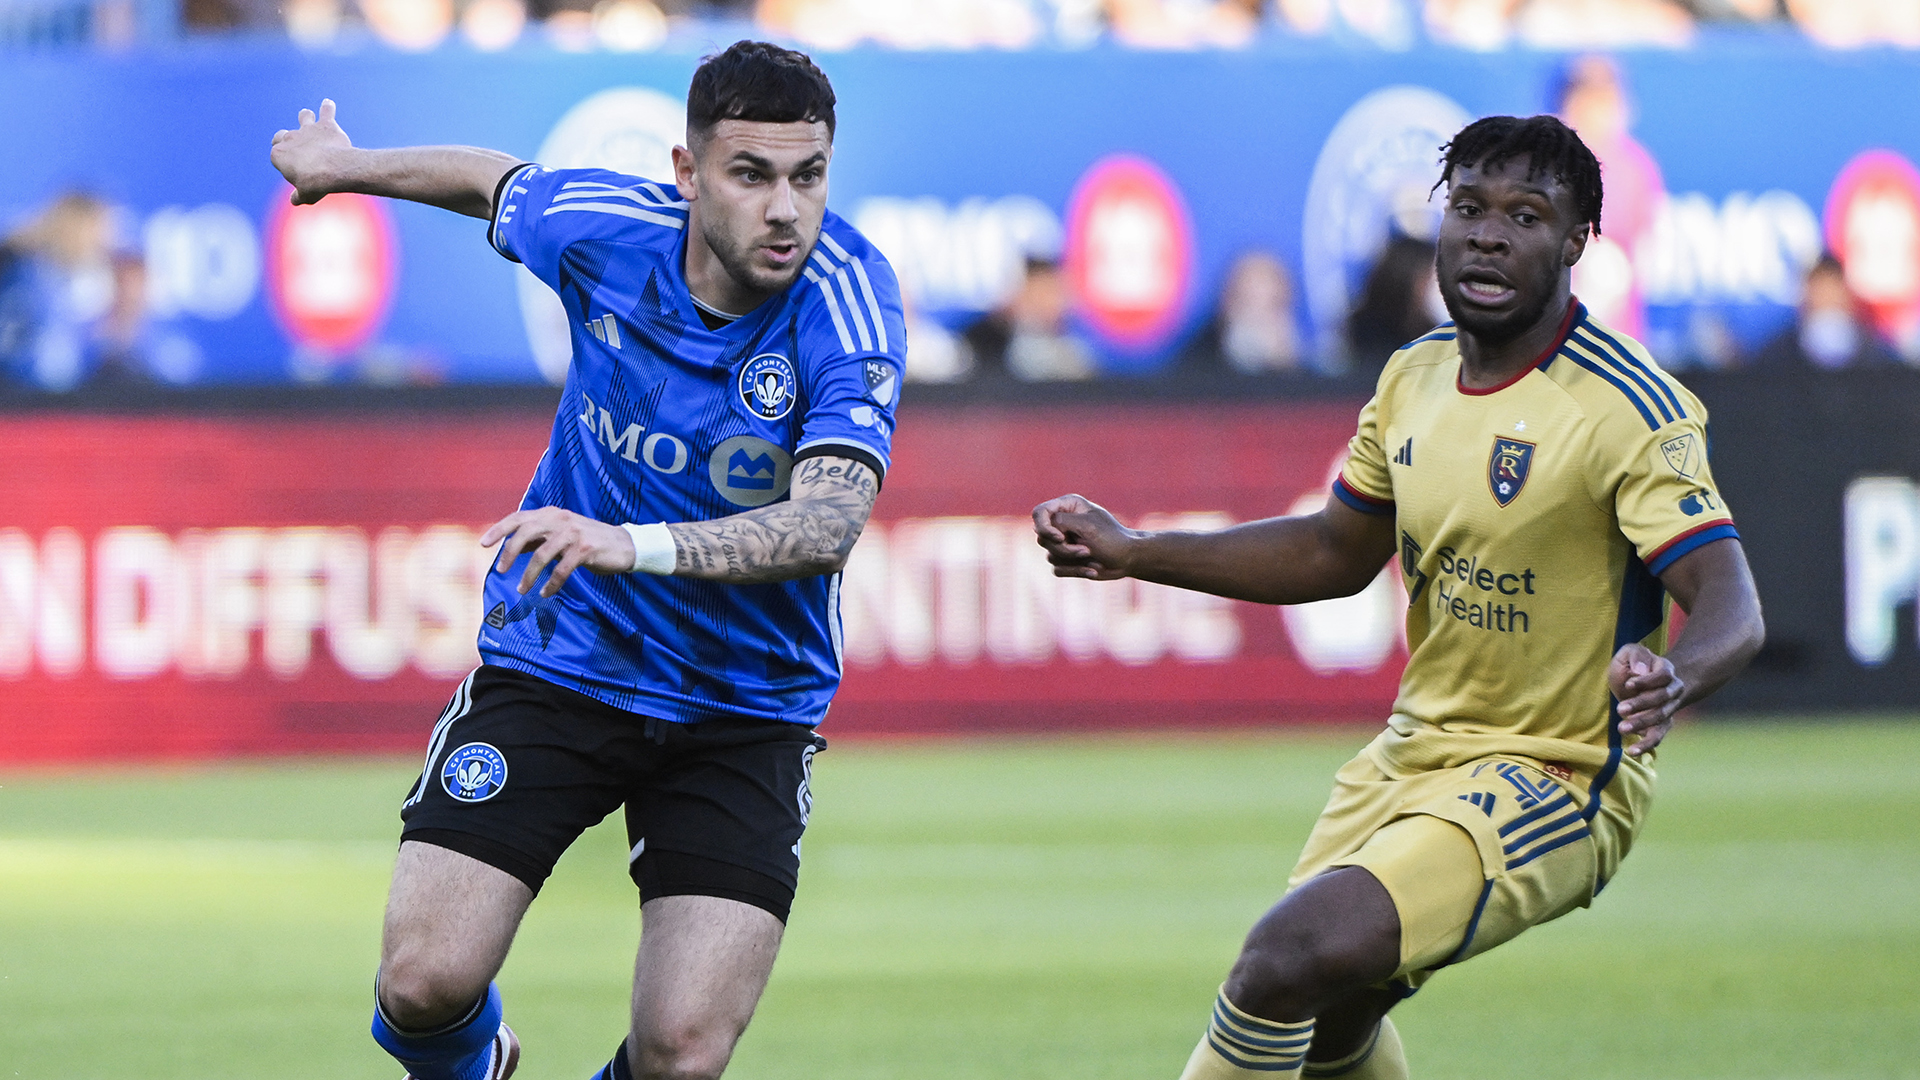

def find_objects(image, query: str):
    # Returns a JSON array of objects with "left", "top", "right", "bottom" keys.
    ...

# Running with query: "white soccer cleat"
[{"left": 403, "top": 1023, "right": 519, "bottom": 1080}]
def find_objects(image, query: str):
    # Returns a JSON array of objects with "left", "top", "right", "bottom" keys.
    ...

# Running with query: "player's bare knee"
[
  {"left": 630, "top": 1022, "right": 737, "bottom": 1080},
  {"left": 1227, "top": 918, "right": 1390, "bottom": 1020},
  {"left": 377, "top": 954, "right": 489, "bottom": 1031},
  {"left": 1224, "top": 936, "right": 1318, "bottom": 1020}
]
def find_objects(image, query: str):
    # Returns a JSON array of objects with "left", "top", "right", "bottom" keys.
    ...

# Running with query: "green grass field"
[{"left": 3, "top": 718, "right": 1917, "bottom": 1080}]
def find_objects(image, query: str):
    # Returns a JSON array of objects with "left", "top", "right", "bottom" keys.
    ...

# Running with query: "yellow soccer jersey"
[{"left": 1333, "top": 301, "right": 1736, "bottom": 784}]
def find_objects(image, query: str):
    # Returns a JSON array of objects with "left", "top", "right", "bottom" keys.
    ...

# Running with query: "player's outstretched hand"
[
  {"left": 1032, "top": 494, "right": 1136, "bottom": 581},
  {"left": 1608, "top": 642, "right": 1685, "bottom": 758},
  {"left": 270, "top": 99, "right": 354, "bottom": 206},
  {"left": 482, "top": 507, "right": 639, "bottom": 598}
]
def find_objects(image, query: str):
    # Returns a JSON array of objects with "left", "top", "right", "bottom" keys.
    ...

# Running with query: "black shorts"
[{"left": 398, "top": 665, "right": 825, "bottom": 922}]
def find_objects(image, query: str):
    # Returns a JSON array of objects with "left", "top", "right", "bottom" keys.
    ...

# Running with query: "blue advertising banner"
[{"left": 3, "top": 41, "right": 1919, "bottom": 387}]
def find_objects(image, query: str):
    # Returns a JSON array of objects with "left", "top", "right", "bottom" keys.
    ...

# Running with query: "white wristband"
[{"left": 620, "top": 522, "right": 677, "bottom": 575}]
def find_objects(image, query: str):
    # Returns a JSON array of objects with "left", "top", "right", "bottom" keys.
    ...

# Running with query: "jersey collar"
[
  {"left": 668, "top": 227, "right": 785, "bottom": 347},
  {"left": 1455, "top": 298, "right": 1584, "bottom": 397}
]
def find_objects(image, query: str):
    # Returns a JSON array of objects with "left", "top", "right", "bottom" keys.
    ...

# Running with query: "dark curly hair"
[
  {"left": 1434, "top": 115, "right": 1604, "bottom": 236},
  {"left": 687, "top": 40, "right": 837, "bottom": 146}
]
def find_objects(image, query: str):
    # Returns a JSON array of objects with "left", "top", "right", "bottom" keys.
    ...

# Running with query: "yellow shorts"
[{"left": 1289, "top": 736, "right": 1652, "bottom": 989}]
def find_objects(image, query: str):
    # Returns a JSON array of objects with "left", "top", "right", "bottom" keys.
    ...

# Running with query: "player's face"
[
  {"left": 1435, "top": 157, "right": 1589, "bottom": 345},
  {"left": 677, "top": 119, "right": 832, "bottom": 306}
]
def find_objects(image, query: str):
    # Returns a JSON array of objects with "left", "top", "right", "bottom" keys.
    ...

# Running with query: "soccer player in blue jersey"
[{"left": 270, "top": 42, "right": 906, "bottom": 1080}]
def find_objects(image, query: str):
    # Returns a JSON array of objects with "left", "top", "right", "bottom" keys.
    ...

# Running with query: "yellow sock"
[
  {"left": 1178, "top": 987, "right": 1314, "bottom": 1079},
  {"left": 1303, "top": 1016, "right": 1407, "bottom": 1080}
]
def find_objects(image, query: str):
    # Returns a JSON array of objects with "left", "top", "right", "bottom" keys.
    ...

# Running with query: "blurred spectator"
[
  {"left": 1516, "top": 0, "right": 1693, "bottom": 47},
  {"left": 0, "top": 192, "right": 117, "bottom": 391},
  {"left": 460, "top": 0, "right": 527, "bottom": 47},
  {"left": 1346, "top": 236, "right": 1444, "bottom": 375},
  {"left": 361, "top": 0, "right": 456, "bottom": 49},
  {"left": 1426, "top": 0, "right": 1692, "bottom": 46},
  {"left": 1752, "top": 254, "right": 1902, "bottom": 370},
  {"left": 1177, "top": 250, "right": 1305, "bottom": 374},
  {"left": 756, "top": 0, "right": 1045, "bottom": 49},
  {"left": 1275, "top": 0, "right": 1418, "bottom": 46},
  {"left": 901, "top": 290, "right": 970, "bottom": 384},
  {"left": 184, "top": 0, "right": 281, "bottom": 31},
  {"left": 0, "top": 191, "right": 200, "bottom": 391},
  {"left": 1107, "top": 0, "right": 1262, "bottom": 47},
  {"left": 1424, "top": 0, "right": 1522, "bottom": 48},
  {"left": 960, "top": 256, "right": 1096, "bottom": 381},
  {"left": 1680, "top": 0, "right": 1781, "bottom": 23},
  {"left": 1788, "top": 0, "right": 1920, "bottom": 47},
  {"left": 1554, "top": 54, "right": 1665, "bottom": 338}
]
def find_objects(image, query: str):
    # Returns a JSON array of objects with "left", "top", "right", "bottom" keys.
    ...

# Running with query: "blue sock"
[
  {"left": 371, "top": 982, "right": 504, "bottom": 1080},
  {"left": 593, "top": 1039, "right": 633, "bottom": 1080}
]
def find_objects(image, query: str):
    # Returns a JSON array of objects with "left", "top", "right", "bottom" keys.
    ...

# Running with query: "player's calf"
[
  {"left": 1176, "top": 869, "right": 1401, "bottom": 1080},
  {"left": 1225, "top": 866, "right": 1401, "bottom": 1021}
]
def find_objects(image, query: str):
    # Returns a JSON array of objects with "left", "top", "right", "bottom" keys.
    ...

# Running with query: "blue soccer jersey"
[{"left": 481, "top": 164, "right": 906, "bottom": 726}]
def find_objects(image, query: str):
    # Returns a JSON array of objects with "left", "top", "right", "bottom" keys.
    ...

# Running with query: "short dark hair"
[
  {"left": 687, "top": 40, "right": 837, "bottom": 146},
  {"left": 1434, "top": 115, "right": 1604, "bottom": 236}
]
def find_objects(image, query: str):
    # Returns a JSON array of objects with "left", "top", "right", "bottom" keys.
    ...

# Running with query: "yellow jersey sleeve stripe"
[
  {"left": 1333, "top": 477, "right": 1395, "bottom": 515},
  {"left": 1402, "top": 324, "right": 1457, "bottom": 349},
  {"left": 1556, "top": 342, "right": 1665, "bottom": 431},
  {"left": 1645, "top": 519, "right": 1739, "bottom": 576},
  {"left": 1576, "top": 319, "right": 1688, "bottom": 420},
  {"left": 1567, "top": 328, "right": 1681, "bottom": 426}
]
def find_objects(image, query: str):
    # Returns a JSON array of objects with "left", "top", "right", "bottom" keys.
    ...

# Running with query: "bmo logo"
[
  {"left": 1846, "top": 475, "right": 1920, "bottom": 666},
  {"left": 265, "top": 189, "right": 396, "bottom": 353},
  {"left": 1065, "top": 154, "right": 1194, "bottom": 353}
]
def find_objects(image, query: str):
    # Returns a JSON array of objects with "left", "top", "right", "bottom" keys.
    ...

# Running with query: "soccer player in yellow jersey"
[{"left": 1034, "top": 115, "right": 1764, "bottom": 1079}]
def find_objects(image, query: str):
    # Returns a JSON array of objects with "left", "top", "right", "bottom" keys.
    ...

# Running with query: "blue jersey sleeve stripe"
[
  {"left": 846, "top": 260, "right": 890, "bottom": 352},
  {"left": 833, "top": 269, "right": 875, "bottom": 351},
  {"left": 553, "top": 181, "right": 687, "bottom": 210},
  {"left": 637, "top": 181, "right": 680, "bottom": 204},
  {"left": 803, "top": 268, "right": 857, "bottom": 353},
  {"left": 1561, "top": 350, "right": 1661, "bottom": 431},
  {"left": 542, "top": 202, "right": 686, "bottom": 231},
  {"left": 1332, "top": 477, "right": 1394, "bottom": 515},
  {"left": 550, "top": 189, "right": 688, "bottom": 213},
  {"left": 815, "top": 233, "right": 893, "bottom": 353},
  {"left": 487, "top": 163, "right": 541, "bottom": 261},
  {"left": 815, "top": 230, "right": 855, "bottom": 263},
  {"left": 1571, "top": 330, "right": 1676, "bottom": 425},
  {"left": 1581, "top": 319, "right": 1687, "bottom": 420},
  {"left": 796, "top": 439, "right": 887, "bottom": 481},
  {"left": 1645, "top": 521, "right": 1739, "bottom": 576}
]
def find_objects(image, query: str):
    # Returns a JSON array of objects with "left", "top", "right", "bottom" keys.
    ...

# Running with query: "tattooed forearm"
[{"left": 665, "top": 455, "right": 879, "bottom": 583}]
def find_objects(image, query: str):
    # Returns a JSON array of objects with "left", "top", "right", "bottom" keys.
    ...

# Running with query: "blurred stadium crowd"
[
  {"left": 3, "top": 179, "right": 1896, "bottom": 394},
  {"left": 4, "top": 0, "right": 1920, "bottom": 392},
  {"left": 7, "top": 0, "right": 1920, "bottom": 64}
]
